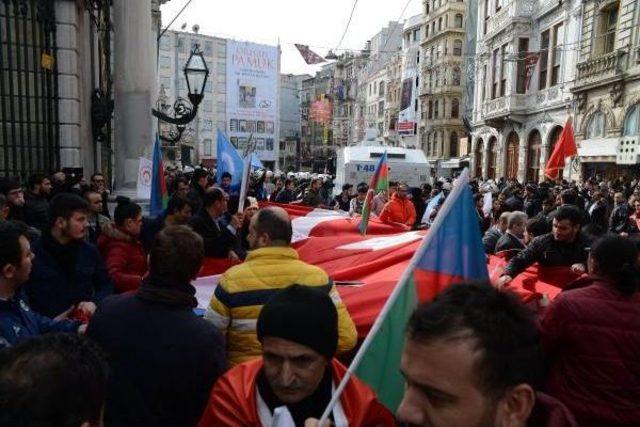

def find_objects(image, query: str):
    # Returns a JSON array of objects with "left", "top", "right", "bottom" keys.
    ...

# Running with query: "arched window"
[
  {"left": 623, "top": 104, "right": 640, "bottom": 136},
  {"left": 428, "top": 100, "right": 433, "bottom": 119},
  {"left": 475, "top": 138, "right": 484, "bottom": 178},
  {"left": 527, "top": 130, "right": 542, "bottom": 183},
  {"left": 451, "top": 98, "right": 459, "bottom": 118},
  {"left": 453, "top": 39, "right": 463, "bottom": 56},
  {"left": 426, "top": 2, "right": 430, "bottom": 13},
  {"left": 455, "top": 14, "right": 463, "bottom": 28},
  {"left": 586, "top": 111, "right": 606, "bottom": 139},
  {"left": 505, "top": 132, "right": 519, "bottom": 179},
  {"left": 379, "top": 81, "right": 385, "bottom": 96},
  {"left": 438, "top": 17, "right": 443, "bottom": 31},
  {"left": 488, "top": 136, "right": 498, "bottom": 179},
  {"left": 434, "top": 98, "right": 439, "bottom": 118},
  {"left": 452, "top": 66, "right": 461, "bottom": 85},
  {"left": 450, "top": 132, "right": 459, "bottom": 157}
]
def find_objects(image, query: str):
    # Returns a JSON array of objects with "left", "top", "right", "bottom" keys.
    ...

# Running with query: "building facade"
[
  {"left": 420, "top": 0, "right": 467, "bottom": 176},
  {"left": 470, "top": 0, "right": 582, "bottom": 182},
  {"left": 279, "top": 73, "right": 309, "bottom": 171},
  {"left": 571, "top": 0, "right": 640, "bottom": 179}
]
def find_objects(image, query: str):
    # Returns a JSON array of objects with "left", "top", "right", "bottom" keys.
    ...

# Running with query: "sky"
[{"left": 159, "top": 0, "right": 423, "bottom": 76}]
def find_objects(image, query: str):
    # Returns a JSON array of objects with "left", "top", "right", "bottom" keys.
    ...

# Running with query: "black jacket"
[
  {"left": 87, "top": 288, "right": 226, "bottom": 427},
  {"left": 504, "top": 233, "right": 590, "bottom": 278},
  {"left": 275, "top": 189, "right": 297, "bottom": 204},
  {"left": 188, "top": 209, "right": 238, "bottom": 258},
  {"left": 524, "top": 197, "right": 542, "bottom": 218},
  {"left": 24, "top": 192, "right": 50, "bottom": 231},
  {"left": 505, "top": 195, "right": 524, "bottom": 212},
  {"left": 609, "top": 203, "right": 637, "bottom": 234},
  {"left": 587, "top": 200, "right": 608, "bottom": 231},
  {"left": 495, "top": 233, "right": 526, "bottom": 259},
  {"left": 482, "top": 227, "right": 503, "bottom": 254}
]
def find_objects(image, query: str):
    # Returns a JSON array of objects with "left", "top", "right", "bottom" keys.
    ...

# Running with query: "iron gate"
[{"left": 0, "top": 0, "right": 59, "bottom": 179}]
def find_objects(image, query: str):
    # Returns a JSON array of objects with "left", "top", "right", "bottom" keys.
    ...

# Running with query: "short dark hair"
[
  {"left": 0, "top": 177, "right": 22, "bottom": 195},
  {"left": 255, "top": 208, "right": 292, "bottom": 245},
  {"left": 49, "top": 193, "right": 89, "bottom": 227},
  {"left": 221, "top": 171, "right": 232, "bottom": 180},
  {"left": 113, "top": 199, "right": 142, "bottom": 226},
  {"left": 560, "top": 189, "right": 577, "bottom": 206},
  {"left": 202, "top": 187, "right": 226, "bottom": 208},
  {"left": 473, "top": 193, "right": 484, "bottom": 204},
  {"left": 526, "top": 216, "right": 549, "bottom": 238},
  {"left": 407, "top": 282, "right": 543, "bottom": 399},
  {"left": 149, "top": 225, "right": 204, "bottom": 283},
  {"left": 192, "top": 168, "right": 209, "bottom": 182},
  {"left": 590, "top": 234, "right": 639, "bottom": 296},
  {"left": 0, "top": 333, "right": 108, "bottom": 427},
  {"left": 167, "top": 195, "right": 191, "bottom": 215},
  {"left": 90, "top": 172, "right": 104, "bottom": 181},
  {"left": 553, "top": 205, "right": 582, "bottom": 226},
  {"left": 0, "top": 221, "right": 28, "bottom": 272},
  {"left": 27, "top": 173, "right": 48, "bottom": 191}
]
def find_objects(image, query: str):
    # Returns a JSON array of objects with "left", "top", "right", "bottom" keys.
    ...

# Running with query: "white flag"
[{"left": 136, "top": 157, "right": 152, "bottom": 199}]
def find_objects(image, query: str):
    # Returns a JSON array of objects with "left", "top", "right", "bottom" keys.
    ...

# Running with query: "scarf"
[
  {"left": 256, "top": 366, "right": 333, "bottom": 426},
  {"left": 136, "top": 275, "right": 197, "bottom": 308}
]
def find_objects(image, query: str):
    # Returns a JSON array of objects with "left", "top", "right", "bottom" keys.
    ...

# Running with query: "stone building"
[
  {"left": 571, "top": 0, "right": 640, "bottom": 179},
  {"left": 331, "top": 51, "right": 369, "bottom": 146},
  {"left": 279, "top": 73, "right": 309, "bottom": 170},
  {"left": 420, "top": 0, "right": 467, "bottom": 176},
  {"left": 469, "top": 0, "right": 582, "bottom": 182}
]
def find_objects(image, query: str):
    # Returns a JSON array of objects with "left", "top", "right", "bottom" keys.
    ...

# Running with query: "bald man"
[{"left": 204, "top": 207, "right": 357, "bottom": 366}]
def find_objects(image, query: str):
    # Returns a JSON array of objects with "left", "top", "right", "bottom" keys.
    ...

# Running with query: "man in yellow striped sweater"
[{"left": 204, "top": 207, "right": 357, "bottom": 366}]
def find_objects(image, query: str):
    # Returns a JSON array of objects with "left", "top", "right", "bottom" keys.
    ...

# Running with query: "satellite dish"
[
  {"left": 180, "top": 22, "right": 187, "bottom": 30},
  {"left": 192, "top": 24, "right": 200, "bottom": 34}
]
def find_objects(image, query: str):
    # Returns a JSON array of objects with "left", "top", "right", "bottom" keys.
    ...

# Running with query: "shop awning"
[{"left": 577, "top": 138, "right": 617, "bottom": 163}]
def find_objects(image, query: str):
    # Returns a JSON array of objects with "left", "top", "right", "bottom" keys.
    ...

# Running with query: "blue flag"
[
  {"left": 251, "top": 153, "right": 264, "bottom": 170},
  {"left": 216, "top": 129, "right": 243, "bottom": 195}
]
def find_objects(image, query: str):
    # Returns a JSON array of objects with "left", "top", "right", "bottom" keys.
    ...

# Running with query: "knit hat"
[{"left": 257, "top": 285, "right": 338, "bottom": 359}]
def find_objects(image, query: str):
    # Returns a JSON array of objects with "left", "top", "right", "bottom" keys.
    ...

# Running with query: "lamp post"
[{"left": 153, "top": 44, "right": 209, "bottom": 146}]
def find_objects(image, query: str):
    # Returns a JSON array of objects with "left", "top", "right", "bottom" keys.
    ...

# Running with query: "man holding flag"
[
  {"left": 359, "top": 152, "right": 390, "bottom": 235},
  {"left": 379, "top": 183, "right": 416, "bottom": 230}
]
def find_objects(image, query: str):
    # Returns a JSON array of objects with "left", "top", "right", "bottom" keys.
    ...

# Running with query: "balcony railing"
[
  {"left": 576, "top": 49, "right": 626, "bottom": 86},
  {"left": 484, "top": 1, "right": 534, "bottom": 39},
  {"left": 481, "top": 94, "right": 527, "bottom": 119}
]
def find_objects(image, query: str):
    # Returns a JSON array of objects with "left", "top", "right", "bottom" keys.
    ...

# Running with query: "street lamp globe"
[{"left": 184, "top": 44, "right": 209, "bottom": 107}]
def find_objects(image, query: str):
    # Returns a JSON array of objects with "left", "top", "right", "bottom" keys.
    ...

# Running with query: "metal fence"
[{"left": 0, "top": 0, "right": 59, "bottom": 179}]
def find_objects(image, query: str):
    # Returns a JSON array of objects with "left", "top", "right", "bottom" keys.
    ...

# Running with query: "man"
[
  {"left": 334, "top": 183, "right": 353, "bottom": 212},
  {"left": 172, "top": 176, "right": 190, "bottom": 198},
  {"left": 609, "top": 191, "right": 637, "bottom": 234},
  {"left": 204, "top": 207, "right": 357, "bottom": 366},
  {"left": 505, "top": 184, "right": 525, "bottom": 212},
  {"left": 275, "top": 178, "right": 297, "bottom": 204},
  {"left": 188, "top": 168, "right": 209, "bottom": 207},
  {"left": 23, "top": 173, "right": 51, "bottom": 232},
  {"left": 586, "top": 190, "right": 608, "bottom": 232},
  {"left": 270, "top": 177, "right": 284, "bottom": 201},
  {"left": 547, "top": 189, "right": 589, "bottom": 226},
  {"left": 88, "top": 226, "right": 226, "bottom": 427},
  {"left": 396, "top": 283, "right": 577, "bottom": 427},
  {"left": 83, "top": 190, "right": 110, "bottom": 244},
  {"left": 49, "top": 170, "right": 68, "bottom": 197},
  {"left": 631, "top": 199, "right": 640, "bottom": 230},
  {"left": 302, "top": 178, "right": 325, "bottom": 208},
  {"left": 348, "top": 184, "right": 368, "bottom": 216},
  {"left": 219, "top": 171, "right": 233, "bottom": 195},
  {"left": 372, "top": 181, "right": 397, "bottom": 216},
  {"left": 189, "top": 187, "right": 243, "bottom": 260},
  {"left": 0, "top": 222, "right": 83, "bottom": 349},
  {"left": 483, "top": 211, "right": 510, "bottom": 254},
  {"left": 199, "top": 285, "right": 393, "bottom": 426},
  {"left": 498, "top": 205, "right": 590, "bottom": 287},
  {"left": 23, "top": 193, "right": 112, "bottom": 318},
  {"left": 379, "top": 183, "right": 416, "bottom": 229},
  {"left": 0, "top": 177, "right": 25, "bottom": 222},
  {"left": 141, "top": 195, "right": 193, "bottom": 252},
  {"left": 90, "top": 172, "right": 111, "bottom": 219},
  {"left": 0, "top": 334, "right": 108, "bottom": 427},
  {"left": 495, "top": 211, "right": 528, "bottom": 259}
]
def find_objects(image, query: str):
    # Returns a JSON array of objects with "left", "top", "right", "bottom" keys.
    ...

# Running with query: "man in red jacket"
[
  {"left": 199, "top": 285, "right": 393, "bottom": 426},
  {"left": 379, "top": 183, "right": 416, "bottom": 230}
]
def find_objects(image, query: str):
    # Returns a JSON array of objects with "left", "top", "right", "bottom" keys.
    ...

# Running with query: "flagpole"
[{"left": 318, "top": 168, "right": 472, "bottom": 423}]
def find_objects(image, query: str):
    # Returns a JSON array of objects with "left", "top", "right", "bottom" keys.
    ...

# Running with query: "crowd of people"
[{"left": 0, "top": 167, "right": 638, "bottom": 427}]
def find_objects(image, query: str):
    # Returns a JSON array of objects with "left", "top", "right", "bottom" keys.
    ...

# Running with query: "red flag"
[
  {"left": 524, "top": 52, "right": 540, "bottom": 91},
  {"left": 544, "top": 117, "right": 577, "bottom": 180},
  {"left": 294, "top": 44, "right": 327, "bottom": 65}
]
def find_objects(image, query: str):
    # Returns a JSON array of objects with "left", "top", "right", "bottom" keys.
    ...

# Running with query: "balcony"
[
  {"left": 481, "top": 94, "right": 527, "bottom": 121},
  {"left": 574, "top": 49, "right": 626, "bottom": 89},
  {"left": 484, "top": 1, "right": 533, "bottom": 40}
]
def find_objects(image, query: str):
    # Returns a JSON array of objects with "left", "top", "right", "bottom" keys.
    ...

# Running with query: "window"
[
  {"left": 428, "top": 100, "right": 433, "bottom": 119},
  {"left": 599, "top": 2, "right": 619, "bottom": 54},
  {"left": 203, "top": 139, "right": 213, "bottom": 156},
  {"left": 417, "top": 51, "right": 420, "bottom": 64},
  {"left": 426, "top": 26, "right": 430, "bottom": 38},
  {"left": 415, "top": 98, "right": 419, "bottom": 111},
  {"left": 453, "top": 66, "right": 461, "bottom": 85},
  {"left": 450, "top": 132, "right": 459, "bottom": 157},
  {"left": 434, "top": 99, "right": 440, "bottom": 118},
  {"left": 586, "top": 111, "right": 606, "bottom": 139},
  {"left": 551, "top": 23, "right": 564, "bottom": 86},
  {"left": 451, "top": 98, "right": 459, "bottom": 118},
  {"left": 438, "top": 17, "right": 442, "bottom": 31},
  {"left": 624, "top": 104, "right": 640, "bottom": 136},
  {"left": 378, "top": 100, "right": 384, "bottom": 117},
  {"left": 379, "top": 81, "right": 385, "bottom": 96},
  {"left": 492, "top": 48, "right": 499, "bottom": 99},
  {"left": 496, "top": 0, "right": 503, "bottom": 11},
  {"left": 527, "top": 130, "right": 542, "bottom": 183},
  {"left": 488, "top": 137, "right": 498, "bottom": 179},
  {"left": 482, "top": 65, "right": 487, "bottom": 101},
  {"left": 432, "top": 21, "right": 436, "bottom": 35},
  {"left": 454, "top": 39, "right": 462, "bottom": 56},
  {"left": 539, "top": 30, "right": 550, "bottom": 89},
  {"left": 414, "top": 29, "right": 420, "bottom": 41},
  {"left": 484, "top": 0, "right": 490, "bottom": 34},
  {"left": 455, "top": 14, "right": 463, "bottom": 28},
  {"left": 500, "top": 44, "right": 507, "bottom": 97},
  {"left": 426, "top": 2, "right": 430, "bottom": 13},
  {"left": 516, "top": 38, "right": 529, "bottom": 94}
]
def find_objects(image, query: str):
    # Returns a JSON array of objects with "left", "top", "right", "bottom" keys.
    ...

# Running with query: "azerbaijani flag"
[
  {"left": 359, "top": 151, "right": 389, "bottom": 235},
  {"left": 348, "top": 168, "right": 488, "bottom": 411},
  {"left": 150, "top": 135, "right": 168, "bottom": 216}
]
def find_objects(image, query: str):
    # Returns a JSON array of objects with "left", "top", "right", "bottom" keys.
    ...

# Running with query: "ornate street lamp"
[{"left": 152, "top": 44, "right": 209, "bottom": 144}]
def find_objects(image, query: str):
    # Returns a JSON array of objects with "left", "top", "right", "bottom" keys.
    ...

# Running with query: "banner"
[
  {"left": 294, "top": 44, "right": 326, "bottom": 65},
  {"left": 397, "top": 68, "right": 417, "bottom": 135},
  {"left": 136, "top": 157, "right": 152, "bottom": 199},
  {"left": 226, "top": 41, "right": 279, "bottom": 162},
  {"left": 524, "top": 52, "right": 540, "bottom": 91}
]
